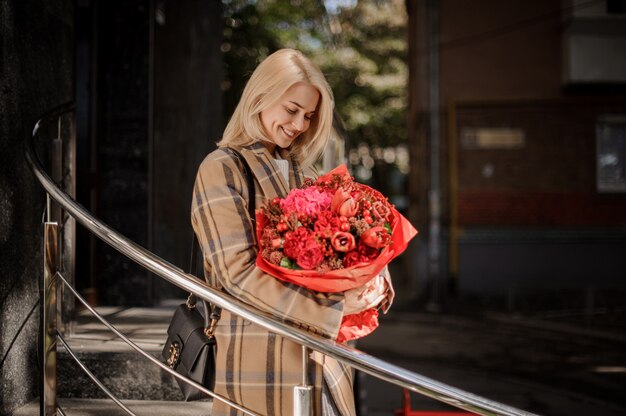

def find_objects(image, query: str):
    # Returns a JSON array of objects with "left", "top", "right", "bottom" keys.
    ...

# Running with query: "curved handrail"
[{"left": 26, "top": 102, "right": 538, "bottom": 416}]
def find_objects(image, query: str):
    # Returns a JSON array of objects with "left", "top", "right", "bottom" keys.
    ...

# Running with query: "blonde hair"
[{"left": 218, "top": 49, "right": 334, "bottom": 168}]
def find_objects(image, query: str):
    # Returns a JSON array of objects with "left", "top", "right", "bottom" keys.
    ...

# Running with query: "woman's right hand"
[{"left": 343, "top": 274, "right": 388, "bottom": 315}]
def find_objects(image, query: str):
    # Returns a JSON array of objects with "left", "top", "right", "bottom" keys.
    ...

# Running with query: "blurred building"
[{"left": 407, "top": 0, "right": 626, "bottom": 309}]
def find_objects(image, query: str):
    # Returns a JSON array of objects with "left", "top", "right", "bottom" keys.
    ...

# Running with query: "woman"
[{"left": 191, "top": 48, "right": 392, "bottom": 416}]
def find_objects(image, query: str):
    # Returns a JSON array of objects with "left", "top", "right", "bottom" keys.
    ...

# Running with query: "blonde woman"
[{"left": 191, "top": 48, "right": 393, "bottom": 416}]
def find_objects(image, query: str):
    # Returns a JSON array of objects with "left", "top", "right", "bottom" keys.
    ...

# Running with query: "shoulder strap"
[
  {"left": 222, "top": 146, "right": 256, "bottom": 217},
  {"left": 187, "top": 146, "right": 257, "bottom": 330}
]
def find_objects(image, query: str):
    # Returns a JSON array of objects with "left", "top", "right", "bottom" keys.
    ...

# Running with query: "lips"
[{"left": 281, "top": 126, "right": 298, "bottom": 139}]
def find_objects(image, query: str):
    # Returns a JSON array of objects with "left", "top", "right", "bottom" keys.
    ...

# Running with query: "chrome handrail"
[
  {"left": 56, "top": 271, "right": 260, "bottom": 416},
  {"left": 27, "top": 102, "right": 538, "bottom": 416}
]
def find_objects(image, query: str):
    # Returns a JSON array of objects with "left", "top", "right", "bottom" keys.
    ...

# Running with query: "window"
[{"left": 596, "top": 116, "right": 626, "bottom": 192}]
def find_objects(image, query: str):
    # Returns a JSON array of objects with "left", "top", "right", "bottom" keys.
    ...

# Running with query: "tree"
[
  {"left": 319, "top": 0, "right": 408, "bottom": 150},
  {"left": 221, "top": 0, "right": 329, "bottom": 125},
  {"left": 221, "top": 0, "right": 409, "bottom": 191}
]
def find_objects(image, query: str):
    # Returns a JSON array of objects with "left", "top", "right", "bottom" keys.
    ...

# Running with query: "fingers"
[{"left": 343, "top": 273, "right": 393, "bottom": 316}]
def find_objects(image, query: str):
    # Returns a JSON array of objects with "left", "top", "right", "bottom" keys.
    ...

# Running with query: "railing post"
[
  {"left": 42, "top": 221, "right": 59, "bottom": 416},
  {"left": 293, "top": 346, "right": 313, "bottom": 416}
]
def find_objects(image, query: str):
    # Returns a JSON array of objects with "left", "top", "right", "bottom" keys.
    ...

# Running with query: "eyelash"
[{"left": 286, "top": 107, "right": 312, "bottom": 121}]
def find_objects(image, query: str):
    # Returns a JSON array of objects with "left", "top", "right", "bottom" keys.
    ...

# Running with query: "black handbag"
[
  {"left": 162, "top": 291, "right": 219, "bottom": 400},
  {"left": 162, "top": 147, "right": 255, "bottom": 401}
]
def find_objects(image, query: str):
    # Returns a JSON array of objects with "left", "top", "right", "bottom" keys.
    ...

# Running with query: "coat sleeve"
[{"left": 191, "top": 151, "right": 345, "bottom": 339}]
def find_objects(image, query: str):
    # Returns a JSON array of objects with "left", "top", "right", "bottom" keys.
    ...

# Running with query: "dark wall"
[
  {"left": 74, "top": 0, "right": 223, "bottom": 305},
  {"left": 0, "top": 1, "right": 74, "bottom": 413},
  {"left": 95, "top": 0, "right": 154, "bottom": 306},
  {"left": 152, "top": 0, "right": 223, "bottom": 301}
]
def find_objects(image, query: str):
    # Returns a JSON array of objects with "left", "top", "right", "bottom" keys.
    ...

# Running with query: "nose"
[{"left": 292, "top": 115, "right": 305, "bottom": 132}]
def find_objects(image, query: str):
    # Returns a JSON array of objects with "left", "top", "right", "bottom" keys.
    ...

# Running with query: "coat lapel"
[{"left": 238, "top": 143, "right": 304, "bottom": 199}]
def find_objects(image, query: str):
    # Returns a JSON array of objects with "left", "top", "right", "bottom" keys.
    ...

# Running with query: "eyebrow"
[{"left": 288, "top": 101, "right": 316, "bottom": 114}]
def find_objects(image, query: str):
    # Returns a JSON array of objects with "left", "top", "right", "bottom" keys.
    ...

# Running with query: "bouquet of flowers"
[{"left": 256, "top": 164, "right": 418, "bottom": 342}]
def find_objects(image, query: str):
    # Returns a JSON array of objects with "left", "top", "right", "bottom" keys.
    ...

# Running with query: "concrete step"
[
  {"left": 12, "top": 398, "right": 211, "bottom": 416},
  {"left": 57, "top": 305, "right": 187, "bottom": 400}
]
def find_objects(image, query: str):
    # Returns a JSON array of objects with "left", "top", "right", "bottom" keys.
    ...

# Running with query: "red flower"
[
  {"left": 283, "top": 227, "right": 310, "bottom": 259},
  {"left": 296, "top": 240, "right": 325, "bottom": 270},
  {"left": 331, "top": 231, "right": 356, "bottom": 252},
  {"left": 361, "top": 227, "right": 391, "bottom": 249},
  {"left": 313, "top": 211, "right": 341, "bottom": 238},
  {"left": 370, "top": 201, "right": 391, "bottom": 221},
  {"left": 357, "top": 241, "right": 380, "bottom": 260},
  {"left": 269, "top": 251, "right": 283, "bottom": 265},
  {"left": 331, "top": 188, "right": 358, "bottom": 217},
  {"left": 342, "top": 251, "right": 368, "bottom": 267}
]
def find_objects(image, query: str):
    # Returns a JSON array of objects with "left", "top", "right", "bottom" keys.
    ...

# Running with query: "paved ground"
[
  {"left": 356, "top": 310, "right": 626, "bottom": 416},
  {"left": 24, "top": 303, "right": 625, "bottom": 416},
  {"left": 13, "top": 399, "right": 212, "bottom": 416}
]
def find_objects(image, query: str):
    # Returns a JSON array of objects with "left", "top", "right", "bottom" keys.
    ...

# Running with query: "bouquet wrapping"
[{"left": 256, "top": 164, "right": 418, "bottom": 342}]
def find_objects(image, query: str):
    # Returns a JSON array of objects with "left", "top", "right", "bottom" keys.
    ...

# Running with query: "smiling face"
[{"left": 259, "top": 82, "right": 320, "bottom": 149}]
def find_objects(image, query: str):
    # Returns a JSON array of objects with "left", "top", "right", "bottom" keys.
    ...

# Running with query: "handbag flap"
[
  {"left": 168, "top": 304, "right": 205, "bottom": 340},
  {"left": 180, "top": 327, "right": 215, "bottom": 370}
]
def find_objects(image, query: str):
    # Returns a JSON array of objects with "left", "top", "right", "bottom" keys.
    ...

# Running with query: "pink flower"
[
  {"left": 370, "top": 201, "right": 391, "bottom": 221},
  {"left": 331, "top": 232, "right": 356, "bottom": 252},
  {"left": 280, "top": 188, "right": 332, "bottom": 217},
  {"left": 296, "top": 240, "right": 325, "bottom": 270},
  {"left": 269, "top": 251, "right": 283, "bottom": 265},
  {"left": 361, "top": 227, "right": 391, "bottom": 249},
  {"left": 331, "top": 188, "right": 359, "bottom": 217}
]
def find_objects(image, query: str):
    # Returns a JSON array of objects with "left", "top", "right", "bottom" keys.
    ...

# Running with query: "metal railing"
[{"left": 27, "top": 103, "right": 539, "bottom": 416}]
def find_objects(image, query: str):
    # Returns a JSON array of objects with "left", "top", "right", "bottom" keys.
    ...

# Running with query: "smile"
[{"left": 281, "top": 127, "right": 297, "bottom": 138}]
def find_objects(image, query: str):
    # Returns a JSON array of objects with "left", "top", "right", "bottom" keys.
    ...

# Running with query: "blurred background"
[
  {"left": 2, "top": 0, "right": 626, "bottom": 415},
  {"left": 67, "top": 0, "right": 626, "bottom": 317}
]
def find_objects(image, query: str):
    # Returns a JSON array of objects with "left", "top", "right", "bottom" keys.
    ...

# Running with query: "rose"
[
  {"left": 331, "top": 188, "right": 359, "bottom": 217},
  {"left": 269, "top": 251, "right": 283, "bottom": 265},
  {"left": 342, "top": 251, "right": 368, "bottom": 267},
  {"left": 283, "top": 227, "right": 310, "bottom": 259},
  {"left": 361, "top": 226, "right": 391, "bottom": 249},
  {"left": 314, "top": 211, "right": 341, "bottom": 238},
  {"left": 331, "top": 231, "right": 356, "bottom": 252},
  {"left": 370, "top": 201, "right": 391, "bottom": 221},
  {"left": 356, "top": 241, "right": 379, "bottom": 260},
  {"left": 296, "top": 240, "right": 325, "bottom": 270}
]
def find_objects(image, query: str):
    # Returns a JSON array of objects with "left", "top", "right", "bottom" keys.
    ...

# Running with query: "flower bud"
[
  {"left": 331, "top": 188, "right": 358, "bottom": 217},
  {"left": 361, "top": 226, "right": 391, "bottom": 249}
]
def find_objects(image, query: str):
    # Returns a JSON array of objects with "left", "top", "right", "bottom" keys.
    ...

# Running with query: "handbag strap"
[{"left": 187, "top": 146, "right": 256, "bottom": 337}]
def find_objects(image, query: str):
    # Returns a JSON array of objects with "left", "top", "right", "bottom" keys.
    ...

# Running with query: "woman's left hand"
[
  {"left": 379, "top": 272, "right": 394, "bottom": 314},
  {"left": 344, "top": 273, "right": 393, "bottom": 315}
]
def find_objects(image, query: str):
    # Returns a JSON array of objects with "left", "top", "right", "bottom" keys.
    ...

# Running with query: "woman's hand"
[{"left": 343, "top": 274, "right": 389, "bottom": 315}]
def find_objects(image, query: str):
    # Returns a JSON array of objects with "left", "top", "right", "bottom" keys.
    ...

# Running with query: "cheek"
[
  {"left": 303, "top": 119, "right": 313, "bottom": 132},
  {"left": 260, "top": 110, "right": 277, "bottom": 131}
]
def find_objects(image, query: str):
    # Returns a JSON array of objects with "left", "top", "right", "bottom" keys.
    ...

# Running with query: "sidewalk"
[
  {"left": 61, "top": 304, "right": 626, "bottom": 416},
  {"left": 356, "top": 309, "right": 626, "bottom": 416}
]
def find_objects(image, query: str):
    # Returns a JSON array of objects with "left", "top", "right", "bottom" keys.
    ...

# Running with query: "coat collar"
[{"left": 235, "top": 142, "right": 304, "bottom": 199}]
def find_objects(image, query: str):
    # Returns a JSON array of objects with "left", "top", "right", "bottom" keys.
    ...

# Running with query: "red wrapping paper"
[
  {"left": 337, "top": 308, "right": 379, "bottom": 343},
  {"left": 255, "top": 164, "right": 418, "bottom": 341}
]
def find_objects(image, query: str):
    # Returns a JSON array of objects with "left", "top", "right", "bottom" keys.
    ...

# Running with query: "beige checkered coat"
[{"left": 191, "top": 143, "right": 356, "bottom": 416}]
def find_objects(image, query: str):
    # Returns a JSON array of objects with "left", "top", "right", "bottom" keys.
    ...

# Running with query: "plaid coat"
[{"left": 191, "top": 143, "right": 355, "bottom": 416}]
